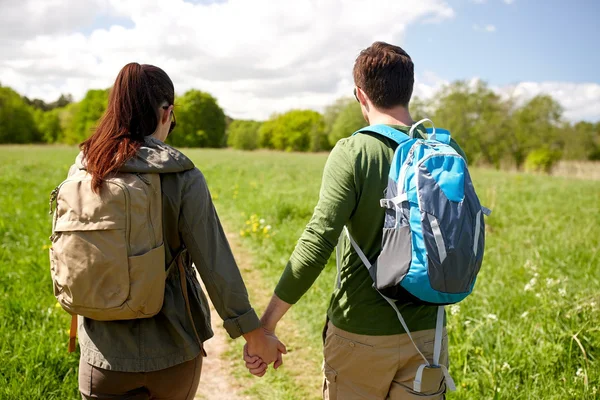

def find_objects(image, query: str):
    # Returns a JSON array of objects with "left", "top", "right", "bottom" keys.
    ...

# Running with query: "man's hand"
[
  {"left": 242, "top": 294, "right": 292, "bottom": 377},
  {"left": 243, "top": 327, "right": 287, "bottom": 377},
  {"left": 243, "top": 328, "right": 285, "bottom": 377}
]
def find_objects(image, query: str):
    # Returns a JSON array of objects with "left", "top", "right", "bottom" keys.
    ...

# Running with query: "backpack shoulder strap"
[{"left": 353, "top": 124, "right": 411, "bottom": 145}]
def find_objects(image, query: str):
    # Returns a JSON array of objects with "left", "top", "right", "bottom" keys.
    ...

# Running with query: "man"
[{"left": 245, "top": 42, "right": 467, "bottom": 399}]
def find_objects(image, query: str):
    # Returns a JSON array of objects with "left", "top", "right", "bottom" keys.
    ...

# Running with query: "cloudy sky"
[{"left": 1, "top": 0, "right": 598, "bottom": 121}]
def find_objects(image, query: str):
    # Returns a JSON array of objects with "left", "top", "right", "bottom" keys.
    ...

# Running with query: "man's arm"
[
  {"left": 260, "top": 294, "right": 292, "bottom": 332},
  {"left": 274, "top": 140, "right": 357, "bottom": 305},
  {"left": 243, "top": 141, "right": 357, "bottom": 373}
]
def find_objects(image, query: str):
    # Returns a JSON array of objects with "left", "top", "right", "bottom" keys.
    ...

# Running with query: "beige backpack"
[{"left": 49, "top": 169, "right": 166, "bottom": 349}]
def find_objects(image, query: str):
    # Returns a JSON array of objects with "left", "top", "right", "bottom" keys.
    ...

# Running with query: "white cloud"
[
  {"left": 498, "top": 81, "right": 600, "bottom": 122},
  {"left": 414, "top": 77, "right": 600, "bottom": 122},
  {"left": 471, "top": 0, "right": 487, "bottom": 4},
  {"left": 504, "top": 0, "right": 515, "bottom": 4},
  {"left": 0, "top": 0, "right": 455, "bottom": 120},
  {"left": 1, "top": 0, "right": 597, "bottom": 122},
  {"left": 473, "top": 24, "right": 497, "bottom": 32}
]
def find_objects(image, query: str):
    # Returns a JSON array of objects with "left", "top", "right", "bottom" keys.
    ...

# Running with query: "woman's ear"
[{"left": 161, "top": 105, "right": 173, "bottom": 125}]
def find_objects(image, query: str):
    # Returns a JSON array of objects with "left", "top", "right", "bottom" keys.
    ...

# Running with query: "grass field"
[{"left": 1, "top": 146, "right": 599, "bottom": 399}]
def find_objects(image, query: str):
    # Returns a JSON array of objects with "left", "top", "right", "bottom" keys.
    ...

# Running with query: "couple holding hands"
[{"left": 58, "top": 41, "right": 456, "bottom": 400}]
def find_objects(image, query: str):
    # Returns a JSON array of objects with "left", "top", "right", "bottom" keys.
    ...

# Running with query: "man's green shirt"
[{"left": 275, "top": 125, "right": 467, "bottom": 335}]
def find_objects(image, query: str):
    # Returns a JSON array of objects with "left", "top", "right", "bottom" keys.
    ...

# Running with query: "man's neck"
[{"left": 367, "top": 106, "right": 414, "bottom": 127}]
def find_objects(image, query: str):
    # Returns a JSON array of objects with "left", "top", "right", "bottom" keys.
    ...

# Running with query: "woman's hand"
[{"left": 242, "top": 327, "right": 286, "bottom": 377}]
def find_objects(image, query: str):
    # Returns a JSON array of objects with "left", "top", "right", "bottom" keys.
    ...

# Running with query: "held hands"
[{"left": 243, "top": 327, "right": 286, "bottom": 377}]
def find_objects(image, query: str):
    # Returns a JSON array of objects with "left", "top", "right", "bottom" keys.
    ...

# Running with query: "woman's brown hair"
[{"left": 81, "top": 63, "right": 174, "bottom": 192}]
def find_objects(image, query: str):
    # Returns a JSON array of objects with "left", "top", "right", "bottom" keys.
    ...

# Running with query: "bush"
[
  {"left": 259, "top": 110, "right": 327, "bottom": 152},
  {"left": 227, "top": 120, "right": 261, "bottom": 150},
  {"left": 329, "top": 101, "right": 365, "bottom": 146},
  {"left": 168, "top": 90, "right": 226, "bottom": 148},
  {"left": 33, "top": 109, "right": 63, "bottom": 144},
  {"left": 63, "top": 89, "right": 108, "bottom": 144},
  {"left": 525, "top": 148, "right": 562, "bottom": 173},
  {"left": 0, "top": 86, "right": 40, "bottom": 143}
]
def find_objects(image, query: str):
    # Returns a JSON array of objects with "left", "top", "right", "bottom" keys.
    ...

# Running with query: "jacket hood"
[{"left": 75, "top": 137, "right": 195, "bottom": 174}]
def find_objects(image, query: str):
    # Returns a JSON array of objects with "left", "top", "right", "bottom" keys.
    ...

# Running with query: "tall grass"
[
  {"left": 0, "top": 146, "right": 598, "bottom": 399},
  {"left": 187, "top": 149, "right": 600, "bottom": 400},
  {"left": 0, "top": 146, "right": 80, "bottom": 399}
]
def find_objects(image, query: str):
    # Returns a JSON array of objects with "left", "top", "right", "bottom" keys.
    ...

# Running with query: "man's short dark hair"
[{"left": 353, "top": 41, "right": 414, "bottom": 109}]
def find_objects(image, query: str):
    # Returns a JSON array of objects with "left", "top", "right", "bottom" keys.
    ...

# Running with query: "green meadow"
[{"left": 0, "top": 146, "right": 598, "bottom": 399}]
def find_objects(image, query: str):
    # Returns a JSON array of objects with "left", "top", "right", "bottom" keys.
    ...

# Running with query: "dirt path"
[
  {"left": 194, "top": 229, "right": 322, "bottom": 399},
  {"left": 194, "top": 249, "right": 250, "bottom": 400},
  {"left": 194, "top": 288, "right": 250, "bottom": 400}
]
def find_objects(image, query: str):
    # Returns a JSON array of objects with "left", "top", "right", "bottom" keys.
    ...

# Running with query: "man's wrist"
[{"left": 260, "top": 316, "right": 277, "bottom": 333}]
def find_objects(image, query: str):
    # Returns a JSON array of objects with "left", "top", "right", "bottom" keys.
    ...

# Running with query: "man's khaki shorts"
[{"left": 323, "top": 322, "right": 448, "bottom": 400}]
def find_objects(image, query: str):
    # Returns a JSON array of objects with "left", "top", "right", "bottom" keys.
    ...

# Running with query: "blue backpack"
[{"left": 338, "top": 119, "right": 491, "bottom": 393}]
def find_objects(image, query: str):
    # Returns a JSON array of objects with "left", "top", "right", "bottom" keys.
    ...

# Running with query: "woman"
[{"left": 73, "top": 63, "right": 283, "bottom": 399}]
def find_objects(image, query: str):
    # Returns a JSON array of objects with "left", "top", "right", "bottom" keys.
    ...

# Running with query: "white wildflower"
[
  {"left": 464, "top": 320, "right": 472, "bottom": 326},
  {"left": 520, "top": 311, "right": 529, "bottom": 319},
  {"left": 590, "top": 301, "right": 597, "bottom": 308},
  {"left": 501, "top": 362, "right": 511, "bottom": 371},
  {"left": 535, "top": 293, "right": 541, "bottom": 298},
  {"left": 558, "top": 288, "right": 567, "bottom": 297},
  {"left": 450, "top": 305, "right": 460, "bottom": 315},
  {"left": 486, "top": 313, "right": 498, "bottom": 321},
  {"left": 524, "top": 260, "right": 537, "bottom": 271},
  {"left": 524, "top": 277, "right": 537, "bottom": 291},
  {"left": 259, "top": 219, "right": 266, "bottom": 224},
  {"left": 576, "top": 368, "right": 584, "bottom": 377},
  {"left": 546, "top": 278, "right": 560, "bottom": 287},
  {"left": 265, "top": 225, "right": 272, "bottom": 231}
]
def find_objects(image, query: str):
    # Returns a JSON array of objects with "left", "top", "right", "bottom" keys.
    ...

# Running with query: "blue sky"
[
  {"left": 406, "top": 0, "right": 599, "bottom": 85},
  {"left": 1, "top": 0, "right": 598, "bottom": 121}
]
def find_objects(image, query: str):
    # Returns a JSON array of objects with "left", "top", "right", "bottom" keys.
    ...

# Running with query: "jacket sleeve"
[
  {"left": 179, "top": 168, "right": 261, "bottom": 339},
  {"left": 274, "top": 141, "right": 357, "bottom": 304}
]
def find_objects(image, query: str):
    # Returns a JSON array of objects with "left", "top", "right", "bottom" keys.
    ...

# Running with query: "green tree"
[
  {"left": 55, "top": 102, "right": 80, "bottom": 144},
  {"left": 434, "top": 81, "right": 512, "bottom": 168},
  {"left": 410, "top": 96, "right": 434, "bottom": 121},
  {"left": 258, "top": 116, "right": 277, "bottom": 149},
  {"left": 227, "top": 120, "right": 261, "bottom": 150},
  {"left": 169, "top": 90, "right": 226, "bottom": 148},
  {"left": 511, "top": 95, "right": 563, "bottom": 169},
  {"left": 63, "top": 89, "right": 109, "bottom": 144},
  {"left": 33, "top": 109, "right": 63, "bottom": 143},
  {"left": 328, "top": 101, "right": 365, "bottom": 146},
  {"left": 324, "top": 97, "right": 354, "bottom": 137},
  {"left": 0, "top": 86, "right": 39, "bottom": 143},
  {"left": 24, "top": 94, "right": 73, "bottom": 112},
  {"left": 562, "top": 121, "right": 600, "bottom": 161},
  {"left": 259, "top": 110, "right": 326, "bottom": 152}
]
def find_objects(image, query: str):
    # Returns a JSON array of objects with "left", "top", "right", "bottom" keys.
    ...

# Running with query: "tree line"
[{"left": 1, "top": 81, "right": 598, "bottom": 172}]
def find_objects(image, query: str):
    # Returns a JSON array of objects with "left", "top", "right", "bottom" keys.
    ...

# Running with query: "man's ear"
[{"left": 357, "top": 88, "right": 370, "bottom": 111}]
